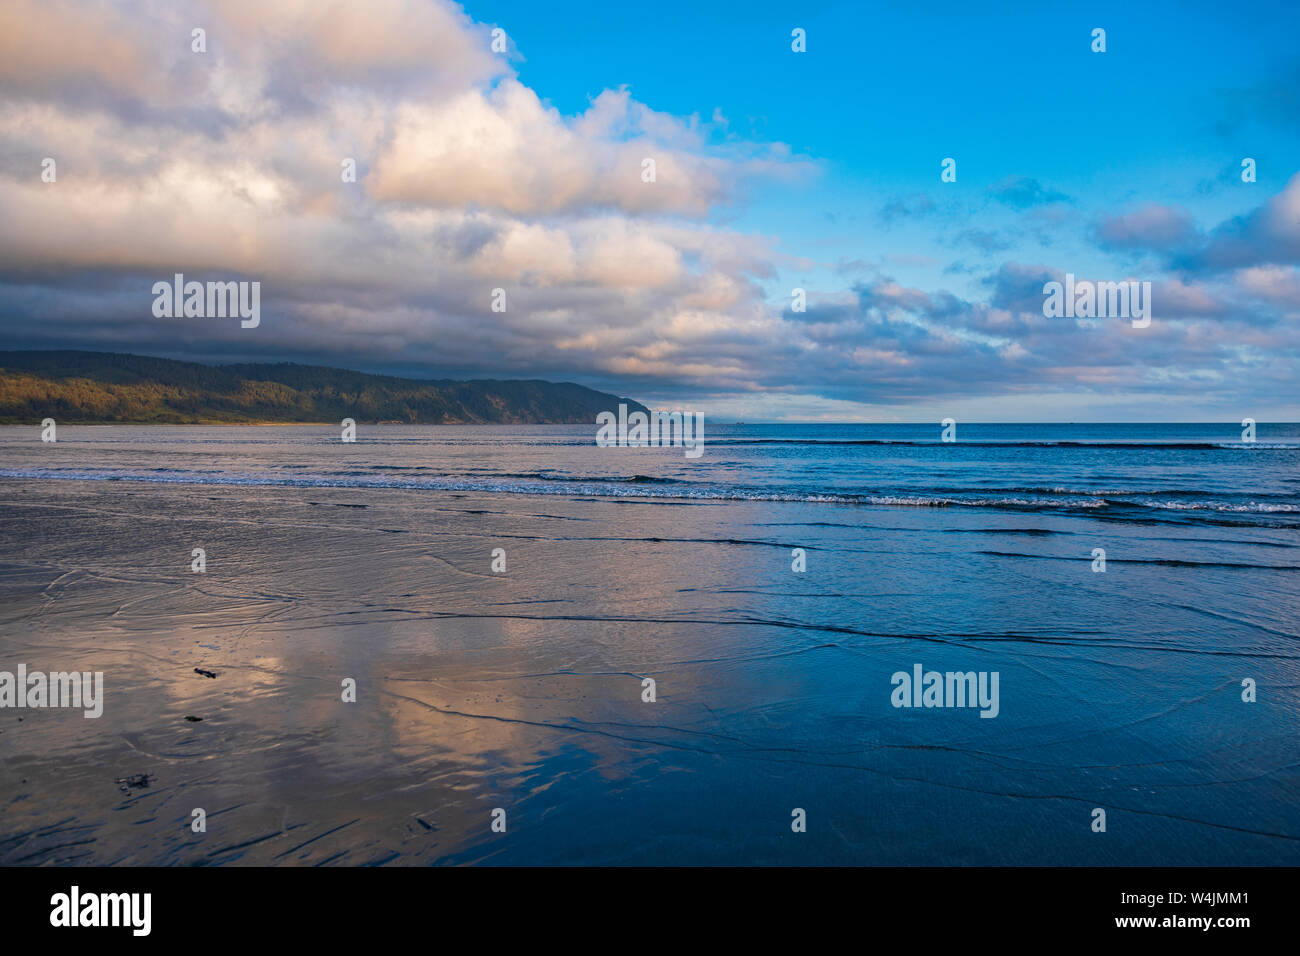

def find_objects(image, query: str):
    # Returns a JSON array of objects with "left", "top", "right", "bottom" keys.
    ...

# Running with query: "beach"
[{"left": 1, "top": 424, "right": 1298, "bottom": 865}]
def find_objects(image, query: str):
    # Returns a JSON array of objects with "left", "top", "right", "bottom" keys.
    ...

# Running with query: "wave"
[
  {"left": 4, "top": 467, "right": 1298, "bottom": 520},
  {"left": 1111, "top": 498, "right": 1300, "bottom": 513},
  {"left": 496, "top": 472, "right": 687, "bottom": 484},
  {"left": 977, "top": 550, "right": 1300, "bottom": 571},
  {"left": 705, "top": 439, "right": 1299, "bottom": 450},
  {"left": 931, "top": 485, "right": 1299, "bottom": 502}
]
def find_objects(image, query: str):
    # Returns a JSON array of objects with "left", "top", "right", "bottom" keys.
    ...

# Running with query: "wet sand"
[{"left": 1, "top": 477, "right": 1298, "bottom": 865}]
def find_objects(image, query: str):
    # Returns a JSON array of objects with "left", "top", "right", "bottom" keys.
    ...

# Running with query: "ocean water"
[
  {"left": 0, "top": 422, "right": 1297, "bottom": 865},
  {"left": 3, "top": 421, "right": 1300, "bottom": 520}
]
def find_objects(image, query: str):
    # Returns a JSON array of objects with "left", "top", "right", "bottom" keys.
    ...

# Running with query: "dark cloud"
[
  {"left": 952, "top": 228, "right": 1014, "bottom": 253},
  {"left": 877, "top": 193, "right": 936, "bottom": 225},
  {"left": 987, "top": 176, "right": 1070, "bottom": 209},
  {"left": 982, "top": 262, "right": 1056, "bottom": 313},
  {"left": 1208, "top": 65, "right": 1300, "bottom": 140}
]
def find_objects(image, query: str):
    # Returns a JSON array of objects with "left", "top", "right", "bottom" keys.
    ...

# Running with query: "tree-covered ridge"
[{"left": 0, "top": 351, "right": 650, "bottom": 425}]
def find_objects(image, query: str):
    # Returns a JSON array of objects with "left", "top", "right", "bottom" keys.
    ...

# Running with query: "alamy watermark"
[
  {"left": 0, "top": 664, "right": 103, "bottom": 718},
  {"left": 596, "top": 404, "right": 705, "bottom": 458},
  {"left": 152, "top": 273, "right": 260, "bottom": 328},
  {"left": 50, "top": 886, "right": 150, "bottom": 936},
  {"left": 1043, "top": 274, "right": 1151, "bottom": 328},
  {"left": 891, "top": 663, "right": 999, "bottom": 718}
]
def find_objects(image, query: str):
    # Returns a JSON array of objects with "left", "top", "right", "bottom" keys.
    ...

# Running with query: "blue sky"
[
  {"left": 488, "top": 0, "right": 1298, "bottom": 302},
  {"left": 1, "top": 0, "right": 1297, "bottom": 420}
]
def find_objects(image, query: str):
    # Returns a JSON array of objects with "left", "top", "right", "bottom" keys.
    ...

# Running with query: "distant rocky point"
[{"left": 0, "top": 351, "right": 649, "bottom": 425}]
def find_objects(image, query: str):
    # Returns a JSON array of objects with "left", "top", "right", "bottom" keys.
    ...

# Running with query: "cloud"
[
  {"left": 0, "top": 0, "right": 816, "bottom": 395},
  {"left": 367, "top": 84, "right": 767, "bottom": 217},
  {"left": 1232, "top": 264, "right": 1300, "bottom": 306},
  {"left": 987, "top": 176, "right": 1070, "bottom": 209},
  {"left": 1091, "top": 175, "right": 1300, "bottom": 278},
  {"left": 1208, "top": 66, "right": 1300, "bottom": 140},
  {"left": 0, "top": 0, "right": 1297, "bottom": 419},
  {"left": 983, "top": 263, "right": 1056, "bottom": 314},
  {"left": 877, "top": 193, "right": 936, "bottom": 225},
  {"left": 952, "top": 229, "right": 1014, "bottom": 254},
  {"left": 1094, "top": 204, "right": 1200, "bottom": 252},
  {"left": 1174, "top": 171, "right": 1300, "bottom": 271}
]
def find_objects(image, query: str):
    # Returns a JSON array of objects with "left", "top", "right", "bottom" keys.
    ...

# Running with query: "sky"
[{"left": 1, "top": 0, "right": 1298, "bottom": 421}]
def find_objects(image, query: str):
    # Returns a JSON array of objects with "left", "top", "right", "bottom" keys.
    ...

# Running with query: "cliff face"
[{"left": 0, "top": 351, "right": 650, "bottom": 424}]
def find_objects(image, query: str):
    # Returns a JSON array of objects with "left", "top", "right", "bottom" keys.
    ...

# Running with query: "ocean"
[{"left": 1, "top": 422, "right": 1297, "bottom": 864}]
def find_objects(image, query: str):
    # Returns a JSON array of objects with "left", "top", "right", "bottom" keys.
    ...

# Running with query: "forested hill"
[{"left": 0, "top": 351, "right": 650, "bottom": 424}]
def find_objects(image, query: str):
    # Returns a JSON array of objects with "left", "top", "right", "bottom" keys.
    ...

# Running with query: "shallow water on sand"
[{"left": 0, "top": 425, "right": 1297, "bottom": 864}]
